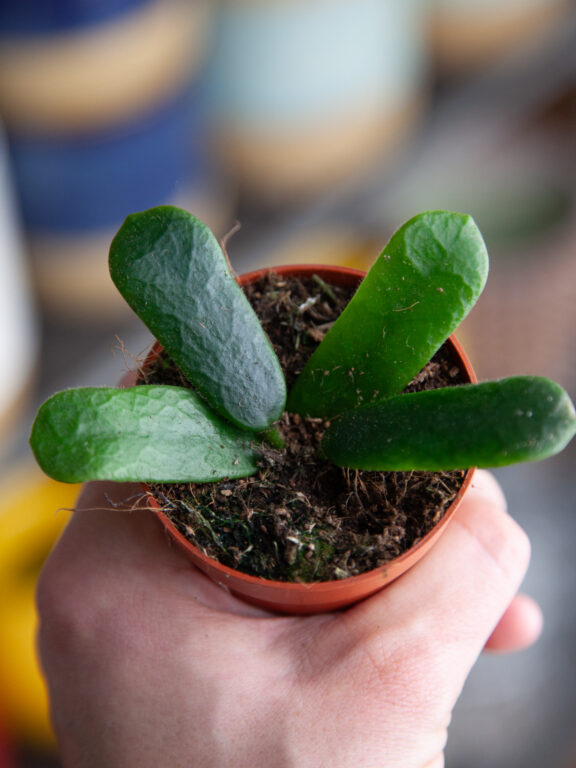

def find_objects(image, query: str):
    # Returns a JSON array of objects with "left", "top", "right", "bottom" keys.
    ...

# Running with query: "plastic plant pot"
[{"left": 145, "top": 264, "right": 477, "bottom": 615}]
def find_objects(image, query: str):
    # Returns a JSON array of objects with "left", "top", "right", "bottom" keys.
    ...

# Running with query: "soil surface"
[{"left": 144, "top": 272, "right": 467, "bottom": 582}]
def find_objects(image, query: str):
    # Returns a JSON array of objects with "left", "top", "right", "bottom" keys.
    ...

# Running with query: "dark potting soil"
[{"left": 144, "top": 272, "right": 467, "bottom": 583}]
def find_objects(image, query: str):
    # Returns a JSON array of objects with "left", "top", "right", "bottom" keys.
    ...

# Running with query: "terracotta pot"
[{"left": 146, "top": 264, "right": 477, "bottom": 614}]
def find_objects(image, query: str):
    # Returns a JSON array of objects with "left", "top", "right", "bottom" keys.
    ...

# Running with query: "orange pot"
[{"left": 146, "top": 264, "right": 477, "bottom": 614}]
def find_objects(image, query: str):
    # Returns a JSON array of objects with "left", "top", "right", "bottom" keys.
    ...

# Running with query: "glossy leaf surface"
[
  {"left": 30, "top": 386, "right": 258, "bottom": 483},
  {"left": 322, "top": 377, "right": 576, "bottom": 470},
  {"left": 109, "top": 206, "right": 286, "bottom": 431},
  {"left": 288, "top": 211, "right": 488, "bottom": 418}
]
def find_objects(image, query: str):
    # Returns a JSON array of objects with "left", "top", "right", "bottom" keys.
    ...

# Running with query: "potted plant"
[{"left": 30, "top": 206, "right": 576, "bottom": 613}]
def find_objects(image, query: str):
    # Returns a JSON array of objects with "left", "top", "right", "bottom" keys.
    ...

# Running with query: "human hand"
[{"left": 36, "top": 469, "right": 541, "bottom": 768}]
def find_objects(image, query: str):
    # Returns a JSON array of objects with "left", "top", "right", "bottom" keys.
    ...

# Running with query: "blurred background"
[{"left": 0, "top": 0, "right": 575, "bottom": 765}]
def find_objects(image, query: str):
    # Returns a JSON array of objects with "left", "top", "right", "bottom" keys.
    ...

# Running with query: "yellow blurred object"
[{"left": 0, "top": 464, "right": 80, "bottom": 747}]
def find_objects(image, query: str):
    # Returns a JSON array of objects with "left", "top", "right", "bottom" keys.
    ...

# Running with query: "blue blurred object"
[
  {"left": 0, "top": 0, "right": 150, "bottom": 34},
  {"left": 7, "top": 88, "right": 208, "bottom": 233},
  {"left": 203, "top": 0, "right": 427, "bottom": 202},
  {"left": 206, "top": 0, "right": 425, "bottom": 128}
]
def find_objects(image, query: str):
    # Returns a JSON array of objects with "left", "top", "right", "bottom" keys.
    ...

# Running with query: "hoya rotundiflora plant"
[{"left": 31, "top": 207, "right": 576, "bottom": 486}]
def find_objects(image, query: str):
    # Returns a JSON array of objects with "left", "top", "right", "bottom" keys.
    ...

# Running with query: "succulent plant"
[{"left": 30, "top": 206, "right": 576, "bottom": 483}]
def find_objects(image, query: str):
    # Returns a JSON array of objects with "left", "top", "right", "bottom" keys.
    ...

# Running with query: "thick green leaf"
[
  {"left": 287, "top": 211, "right": 488, "bottom": 418},
  {"left": 322, "top": 377, "right": 576, "bottom": 470},
  {"left": 30, "top": 386, "right": 259, "bottom": 483},
  {"left": 109, "top": 206, "right": 286, "bottom": 431}
]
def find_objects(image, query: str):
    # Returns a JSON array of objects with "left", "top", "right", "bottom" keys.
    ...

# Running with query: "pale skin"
[{"left": 37, "top": 469, "right": 542, "bottom": 768}]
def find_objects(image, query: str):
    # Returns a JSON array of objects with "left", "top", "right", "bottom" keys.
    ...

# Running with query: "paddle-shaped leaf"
[
  {"left": 322, "top": 377, "right": 576, "bottom": 470},
  {"left": 287, "top": 211, "right": 488, "bottom": 418},
  {"left": 30, "top": 386, "right": 258, "bottom": 483},
  {"left": 109, "top": 206, "right": 286, "bottom": 432}
]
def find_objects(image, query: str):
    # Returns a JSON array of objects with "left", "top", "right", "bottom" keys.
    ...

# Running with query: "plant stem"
[
  {"left": 260, "top": 425, "right": 286, "bottom": 450},
  {"left": 312, "top": 274, "right": 337, "bottom": 302}
]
